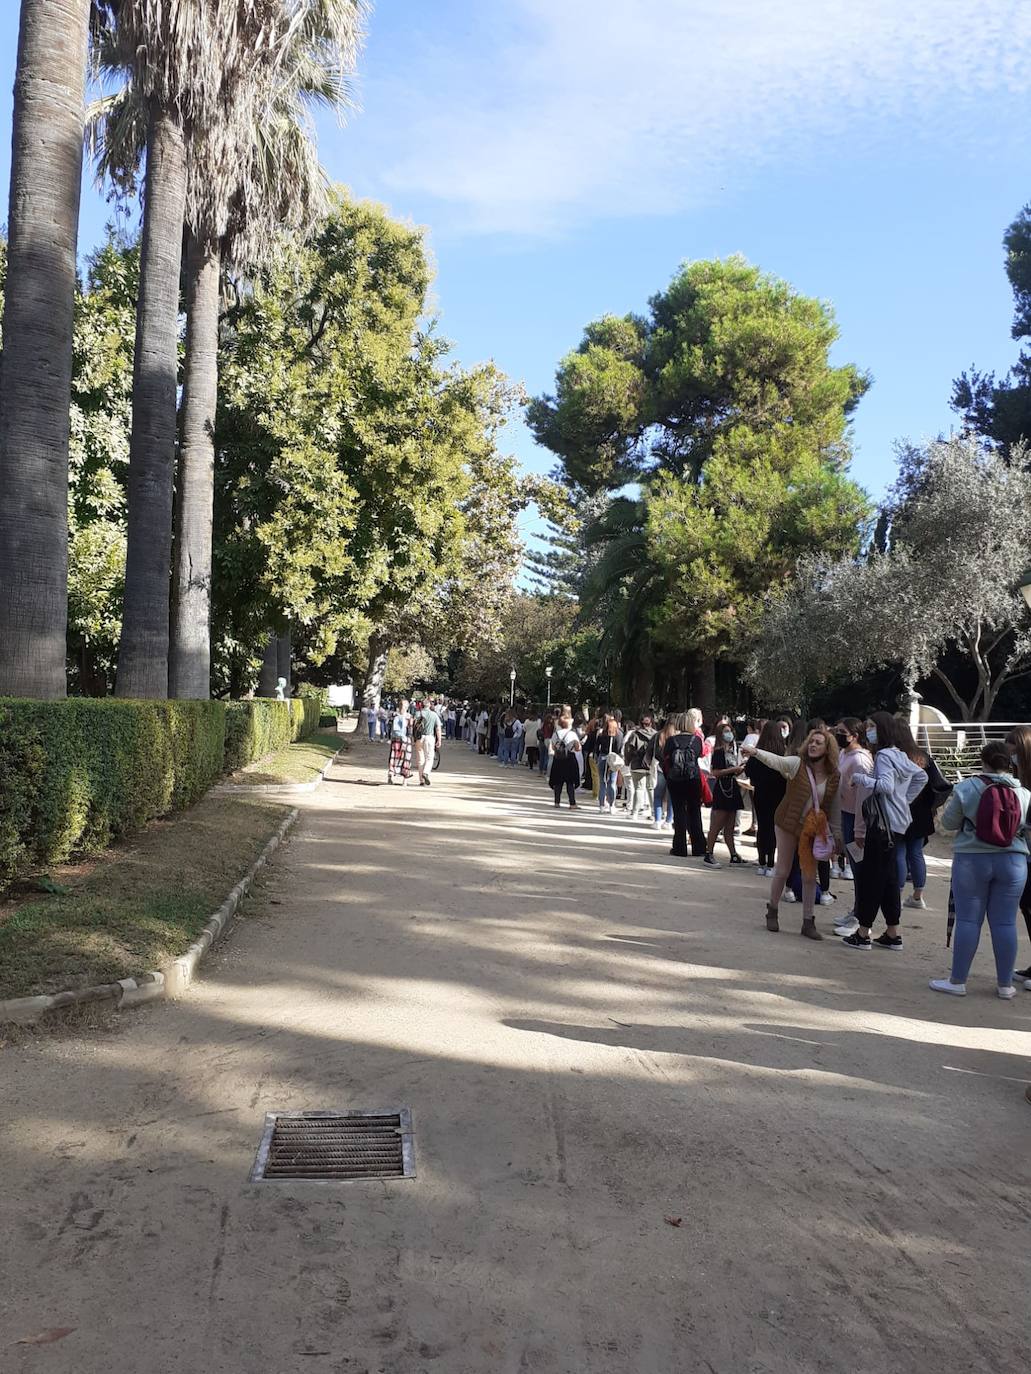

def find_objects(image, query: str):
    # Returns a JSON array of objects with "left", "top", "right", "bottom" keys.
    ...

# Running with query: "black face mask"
[{"left": 834, "top": 731, "right": 849, "bottom": 748}]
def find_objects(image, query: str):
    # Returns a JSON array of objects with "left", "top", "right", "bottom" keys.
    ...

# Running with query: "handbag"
[{"left": 806, "top": 767, "right": 835, "bottom": 861}]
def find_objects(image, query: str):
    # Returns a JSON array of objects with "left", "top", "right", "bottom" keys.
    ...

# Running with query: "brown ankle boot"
[
  {"left": 801, "top": 919, "right": 823, "bottom": 940},
  {"left": 765, "top": 903, "right": 779, "bottom": 933}
]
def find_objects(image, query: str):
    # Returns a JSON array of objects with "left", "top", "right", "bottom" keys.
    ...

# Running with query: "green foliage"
[
  {"left": 747, "top": 438, "right": 1031, "bottom": 720},
  {"left": 530, "top": 256, "right": 871, "bottom": 698},
  {"left": 215, "top": 191, "right": 524, "bottom": 694},
  {"left": 952, "top": 202, "right": 1031, "bottom": 453},
  {"left": 0, "top": 699, "right": 226, "bottom": 883},
  {"left": 222, "top": 696, "right": 320, "bottom": 773}
]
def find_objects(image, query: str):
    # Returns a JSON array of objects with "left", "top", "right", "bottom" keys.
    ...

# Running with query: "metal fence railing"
[{"left": 915, "top": 721, "right": 1024, "bottom": 781}]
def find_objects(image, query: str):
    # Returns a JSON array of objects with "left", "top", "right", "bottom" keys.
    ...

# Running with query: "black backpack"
[
  {"left": 552, "top": 731, "right": 569, "bottom": 760},
  {"left": 665, "top": 734, "right": 698, "bottom": 782},
  {"left": 413, "top": 714, "right": 426, "bottom": 741},
  {"left": 504, "top": 723, "right": 514, "bottom": 739}
]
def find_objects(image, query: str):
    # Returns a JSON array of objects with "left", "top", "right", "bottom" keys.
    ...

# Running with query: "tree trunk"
[
  {"left": 362, "top": 635, "right": 389, "bottom": 710},
  {"left": 169, "top": 232, "right": 220, "bottom": 699},
  {"left": 0, "top": 0, "right": 91, "bottom": 699},
  {"left": 257, "top": 634, "right": 279, "bottom": 697},
  {"left": 693, "top": 655, "right": 717, "bottom": 722},
  {"left": 276, "top": 627, "right": 291, "bottom": 693},
  {"left": 115, "top": 104, "right": 187, "bottom": 699}
]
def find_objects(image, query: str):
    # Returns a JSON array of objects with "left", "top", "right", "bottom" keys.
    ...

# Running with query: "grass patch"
[
  {"left": 224, "top": 729, "right": 345, "bottom": 786},
  {"left": 0, "top": 795, "right": 292, "bottom": 1001}
]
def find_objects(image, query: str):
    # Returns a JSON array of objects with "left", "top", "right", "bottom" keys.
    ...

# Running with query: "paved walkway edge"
[
  {"left": 212, "top": 747, "right": 346, "bottom": 796},
  {"left": 0, "top": 808, "right": 300, "bottom": 1027}
]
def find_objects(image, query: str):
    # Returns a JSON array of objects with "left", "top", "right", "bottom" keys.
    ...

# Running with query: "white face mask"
[
  {"left": 780, "top": 724, "right": 790, "bottom": 739},
  {"left": 866, "top": 727, "right": 877, "bottom": 745},
  {"left": 722, "top": 731, "right": 734, "bottom": 743}
]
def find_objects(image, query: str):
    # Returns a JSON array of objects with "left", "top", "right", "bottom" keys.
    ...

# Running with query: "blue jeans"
[
  {"left": 652, "top": 772, "right": 672, "bottom": 823},
  {"left": 367, "top": 718, "right": 377, "bottom": 740},
  {"left": 950, "top": 851, "right": 1025, "bottom": 985},
  {"left": 497, "top": 737, "right": 513, "bottom": 764},
  {"left": 598, "top": 760, "right": 616, "bottom": 809},
  {"left": 896, "top": 834, "right": 927, "bottom": 891}
]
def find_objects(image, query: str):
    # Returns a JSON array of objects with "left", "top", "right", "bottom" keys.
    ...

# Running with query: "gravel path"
[{"left": 2, "top": 739, "right": 1029, "bottom": 1373}]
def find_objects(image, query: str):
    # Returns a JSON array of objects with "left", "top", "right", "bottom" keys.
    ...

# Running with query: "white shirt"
[{"left": 743, "top": 732, "right": 759, "bottom": 751}]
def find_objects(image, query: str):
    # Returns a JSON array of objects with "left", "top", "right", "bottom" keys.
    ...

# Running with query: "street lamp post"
[
  {"left": 545, "top": 665, "right": 553, "bottom": 707},
  {"left": 509, "top": 667, "right": 516, "bottom": 706}
]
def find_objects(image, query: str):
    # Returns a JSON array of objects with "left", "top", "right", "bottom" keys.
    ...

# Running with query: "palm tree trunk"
[
  {"left": 169, "top": 231, "right": 220, "bottom": 699},
  {"left": 257, "top": 634, "right": 279, "bottom": 697},
  {"left": 115, "top": 104, "right": 187, "bottom": 699},
  {"left": 0, "top": 0, "right": 91, "bottom": 699}
]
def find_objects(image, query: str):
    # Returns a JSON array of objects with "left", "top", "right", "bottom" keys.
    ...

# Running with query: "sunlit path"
[{"left": 2, "top": 739, "right": 1029, "bottom": 1374}]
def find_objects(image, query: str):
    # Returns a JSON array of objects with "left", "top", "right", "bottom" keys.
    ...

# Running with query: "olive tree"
[{"left": 747, "top": 437, "right": 1031, "bottom": 720}]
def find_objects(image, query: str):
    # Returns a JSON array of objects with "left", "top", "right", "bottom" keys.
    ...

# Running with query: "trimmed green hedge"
[
  {"left": 0, "top": 694, "right": 322, "bottom": 885},
  {"left": 0, "top": 699, "right": 226, "bottom": 882},
  {"left": 222, "top": 697, "right": 320, "bottom": 773}
]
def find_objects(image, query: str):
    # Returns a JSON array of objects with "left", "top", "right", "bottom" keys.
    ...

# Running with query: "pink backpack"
[{"left": 972, "top": 776, "right": 1023, "bottom": 847}]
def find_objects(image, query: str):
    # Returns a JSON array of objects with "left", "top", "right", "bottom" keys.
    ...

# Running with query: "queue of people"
[{"left": 364, "top": 697, "right": 1031, "bottom": 1001}]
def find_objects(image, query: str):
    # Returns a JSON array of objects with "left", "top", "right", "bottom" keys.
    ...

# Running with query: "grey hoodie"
[{"left": 853, "top": 746, "right": 927, "bottom": 839}]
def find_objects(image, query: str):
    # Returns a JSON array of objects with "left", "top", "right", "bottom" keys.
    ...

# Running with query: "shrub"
[
  {"left": 0, "top": 699, "right": 226, "bottom": 883},
  {"left": 223, "top": 696, "right": 321, "bottom": 773}
]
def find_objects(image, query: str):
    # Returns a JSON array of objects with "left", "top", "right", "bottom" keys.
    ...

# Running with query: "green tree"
[
  {"left": 952, "top": 203, "right": 1031, "bottom": 453},
  {"left": 529, "top": 256, "right": 870, "bottom": 712},
  {"left": 748, "top": 438, "right": 1031, "bottom": 720},
  {"left": 0, "top": 0, "right": 92, "bottom": 699}
]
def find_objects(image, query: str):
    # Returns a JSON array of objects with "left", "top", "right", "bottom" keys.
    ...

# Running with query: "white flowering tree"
[{"left": 747, "top": 437, "right": 1031, "bottom": 720}]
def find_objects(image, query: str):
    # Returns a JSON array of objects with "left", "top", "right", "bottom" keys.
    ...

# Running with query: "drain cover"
[{"left": 250, "top": 1109, "right": 415, "bottom": 1183}]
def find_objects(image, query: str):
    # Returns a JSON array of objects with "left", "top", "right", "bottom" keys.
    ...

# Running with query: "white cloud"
[{"left": 347, "top": 0, "right": 1031, "bottom": 235}]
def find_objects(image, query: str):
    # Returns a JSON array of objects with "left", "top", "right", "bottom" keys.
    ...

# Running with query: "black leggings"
[
  {"left": 667, "top": 778, "right": 706, "bottom": 856},
  {"left": 855, "top": 829, "right": 904, "bottom": 930},
  {"left": 755, "top": 799, "right": 777, "bottom": 868},
  {"left": 553, "top": 776, "right": 576, "bottom": 806}
]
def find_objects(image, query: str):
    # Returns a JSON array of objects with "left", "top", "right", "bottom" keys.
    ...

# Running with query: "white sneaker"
[
  {"left": 904, "top": 895, "right": 927, "bottom": 910},
  {"left": 781, "top": 890, "right": 797, "bottom": 904},
  {"left": 997, "top": 985, "right": 1017, "bottom": 1000},
  {"left": 830, "top": 863, "right": 845, "bottom": 879},
  {"left": 661, "top": 821, "right": 672, "bottom": 831},
  {"left": 652, "top": 819, "right": 662, "bottom": 830},
  {"left": 835, "top": 919, "right": 860, "bottom": 936},
  {"left": 818, "top": 892, "right": 835, "bottom": 906},
  {"left": 929, "top": 978, "right": 966, "bottom": 996},
  {"left": 1025, "top": 977, "right": 1031, "bottom": 990},
  {"left": 756, "top": 865, "right": 768, "bottom": 877}
]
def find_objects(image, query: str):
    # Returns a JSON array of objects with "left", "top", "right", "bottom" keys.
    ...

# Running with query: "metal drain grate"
[{"left": 250, "top": 1109, "right": 415, "bottom": 1183}]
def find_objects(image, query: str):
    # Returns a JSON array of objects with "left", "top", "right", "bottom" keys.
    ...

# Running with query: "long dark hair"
[
  {"left": 867, "top": 710, "right": 902, "bottom": 753},
  {"left": 756, "top": 719, "right": 786, "bottom": 755},
  {"left": 1006, "top": 725, "right": 1031, "bottom": 790},
  {"left": 894, "top": 720, "right": 928, "bottom": 768}
]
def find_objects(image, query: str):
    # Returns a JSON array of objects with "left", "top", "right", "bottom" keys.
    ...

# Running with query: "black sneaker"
[
  {"left": 728, "top": 854, "right": 748, "bottom": 866},
  {"left": 841, "top": 932, "right": 871, "bottom": 951},
  {"left": 703, "top": 853, "right": 721, "bottom": 868},
  {"left": 873, "top": 933, "right": 904, "bottom": 952}
]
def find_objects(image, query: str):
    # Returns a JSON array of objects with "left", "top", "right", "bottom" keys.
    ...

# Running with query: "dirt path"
[{"left": 2, "top": 739, "right": 1029, "bottom": 1374}]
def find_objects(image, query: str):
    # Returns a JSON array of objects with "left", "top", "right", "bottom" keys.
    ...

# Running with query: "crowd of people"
[{"left": 360, "top": 699, "right": 1031, "bottom": 1001}]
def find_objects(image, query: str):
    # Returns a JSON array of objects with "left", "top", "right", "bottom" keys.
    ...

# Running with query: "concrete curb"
[
  {"left": 0, "top": 808, "right": 299, "bottom": 1028},
  {"left": 212, "top": 746, "right": 345, "bottom": 796}
]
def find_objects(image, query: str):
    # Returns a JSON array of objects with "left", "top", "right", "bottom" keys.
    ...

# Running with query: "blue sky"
[{"left": 3, "top": 0, "right": 1031, "bottom": 543}]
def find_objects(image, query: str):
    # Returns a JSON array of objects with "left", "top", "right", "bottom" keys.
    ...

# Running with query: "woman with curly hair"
[{"left": 742, "top": 727, "right": 842, "bottom": 939}]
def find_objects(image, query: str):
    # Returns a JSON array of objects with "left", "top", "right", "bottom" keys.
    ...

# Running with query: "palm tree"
[
  {"left": 0, "top": 0, "right": 92, "bottom": 699},
  {"left": 90, "top": 0, "right": 367, "bottom": 698},
  {"left": 170, "top": 2, "right": 367, "bottom": 698}
]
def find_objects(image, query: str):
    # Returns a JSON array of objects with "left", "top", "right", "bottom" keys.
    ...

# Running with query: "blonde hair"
[
  {"left": 798, "top": 728, "right": 840, "bottom": 771},
  {"left": 686, "top": 708, "right": 703, "bottom": 731}
]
